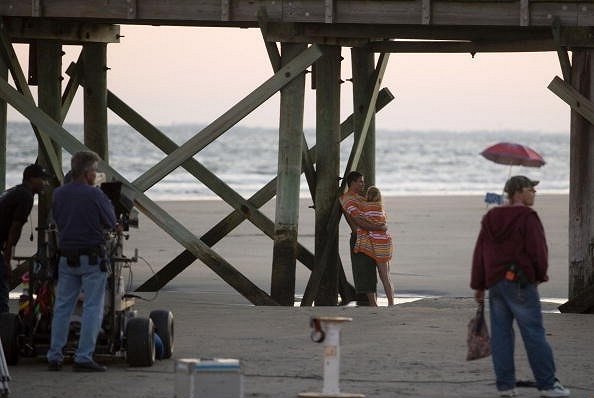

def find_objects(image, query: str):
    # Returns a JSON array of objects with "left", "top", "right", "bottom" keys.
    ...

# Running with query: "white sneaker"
[
  {"left": 539, "top": 380, "right": 570, "bottom": 397},
  {"left": 499, "top": 388, "right": 518, "bottom": 397}
]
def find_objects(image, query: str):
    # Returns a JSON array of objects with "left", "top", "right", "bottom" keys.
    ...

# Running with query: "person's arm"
[
  {"left": 351, "top": 214, "right": 387, "bottom": 231},
  {"left": 470, "top": 222, "right": 486, "bottom": 300},
  {"left": 525, "top": 212, "right": 549, "bottom": 283},
  {"left": 96, "top": 191, "right": 117, "bottom": 230},
  {"left": 3, "top": 221, "right": 25, "bottom": 270}
]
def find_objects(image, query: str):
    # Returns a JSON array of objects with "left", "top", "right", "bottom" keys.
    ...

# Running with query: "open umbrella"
[
  {"left": 480, "top": 142, "right": 545, "bottom": 168},
  {"left": 480, "top": 142, "right": 545, "bottom": 206}
]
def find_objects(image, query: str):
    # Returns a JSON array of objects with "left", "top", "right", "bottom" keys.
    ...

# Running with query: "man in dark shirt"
[
  {"left": 46, "top": 151, "right": 117, "bottom": 372},
  {"left": 0, "top": 164, "right": 48, "bottom": 313},
  {"left": 471, "top": 176, "right": 570, "bottom": 398}
]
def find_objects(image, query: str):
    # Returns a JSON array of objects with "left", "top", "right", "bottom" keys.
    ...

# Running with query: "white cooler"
[{"left": 174, "top": 358, "right": 243, "bottom": 398}]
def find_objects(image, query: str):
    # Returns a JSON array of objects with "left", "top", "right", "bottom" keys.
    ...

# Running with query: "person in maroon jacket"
[{"left": 471, "top": 176, "right": 570, "bottom": 398}]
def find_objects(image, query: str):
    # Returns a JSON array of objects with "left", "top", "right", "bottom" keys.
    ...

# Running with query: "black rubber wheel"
[
  {"left": 149, "top": 309, "right": 174, "bottom": 359},
  {"left": 0, "top": 312, "right": 20, "bottom": 365},
  {"left": 125, "top": 317, "right": 155, "bottom": 367}
]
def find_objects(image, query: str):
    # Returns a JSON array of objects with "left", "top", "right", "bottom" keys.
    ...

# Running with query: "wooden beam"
[
  {"left": 0, "top": 0, "right": 593, "bottom": 29},
  {"left": 301, "top": 54, "right": 389, "bottom": 306},
  {"left": 351, "top": 48, "right": 376, "bottom": 187},
  {"left": 558, "top": 284, "right": 594, "bottom": 313},
  {"left": 132, "top": 44, "right": 322, "bottom": 194},
  {"left": 0, "top": 19, "right": 63, "bottom": 181},
  {"left": 258, "top": 10, "right": 317, "bottom": 203},
  {"left": 314, "top": 44, "right": 341, "bottom": 305},
  {"left": 257, "top": 7, "right": 281, "bottom": 74},
  {"left": 137, "top": 87, "right": 395, "bottom": 293},
  {"left": 567, "top": 50, "right": 594, "bottom": 300},
  {"left": 552, "top": 18, "right": 572, "bottom": 82},
  {"left": 104, "top": 88, "right": 315, "bottom": 282},
  {"left": 36, "top": 40, "right": 62, "bottom": 262},
  {"left": 0, "top": 77, "right": 278, "bottom": 305},
  {"left": 271, "top": 42, "right": 307, "bottom": 305},
  {"left": 4, "top": 18, "right": 120, "bottom": 43},
  {"left": 548, "top": 75, "right": 594, "bottom": 126},
  {"left": 366, "top": 39, "right": 557, "bottom": 53},
  {"left": 83, "top": 42, "right": 108, "bottom": 161},
  {"left": 61, "top": 53, "right": 84, "bottom": 122}
]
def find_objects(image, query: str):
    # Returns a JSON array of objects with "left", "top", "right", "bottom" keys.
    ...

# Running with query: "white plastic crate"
[{"left": 174, "top": 358, "right": 243, "bottom": 398}]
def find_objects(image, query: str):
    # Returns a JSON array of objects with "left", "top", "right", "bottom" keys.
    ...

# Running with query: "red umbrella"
[{"left": 480, "top": 142, "right": 545, "bottom": 168}]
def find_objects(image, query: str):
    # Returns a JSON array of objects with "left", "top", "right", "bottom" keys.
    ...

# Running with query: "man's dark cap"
[
  {"left": 23, "top": 164, "right": 50, "bottom": 180},
  {"left": 504, "top": 175, "right": 539, "bottom": 195}
]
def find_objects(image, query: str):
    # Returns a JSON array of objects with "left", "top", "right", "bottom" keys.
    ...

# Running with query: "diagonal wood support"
[
  {"left": 0, "top": 18, "right": 63, "bottom": 181},
  {"left": 301, "top": 53, "right": 390, "bottom": 306},
  {"left": 548, "top": 75, "right": 594, "bottom": 125},
  {"left": 0, "top": 77, "right": 278, "bottom": 305},
  {"left": 552, "top": 18, "right": 571, "bottom": 83},
  {"left": 103, "top": 88, "right": 323, "bottom": 289},
  {"left": 257, "top": 12, "right": 317, "bottom": 200},
  {"left": 137, "top": 88, "right": 395, "bottom": 293},
  {"left": 132, "top": 44, "right": 322, "bottom": 194}
]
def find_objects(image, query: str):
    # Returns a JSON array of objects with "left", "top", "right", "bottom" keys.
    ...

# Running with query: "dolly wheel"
[
  {"left": 149, "top": 309, "right": 174, "bottom": 359},
  {"left": 125, "top": 317, "right": 155, "bottom": 367},
  {"left": 0, "top": 313, "right": 20, "bottom": 365}
]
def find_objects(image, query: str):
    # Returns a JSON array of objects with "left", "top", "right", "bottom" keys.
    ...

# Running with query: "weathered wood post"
[
  {"left": 271, "top": 42, "right": 307, "bottom": 305},
  {"left": 351, "top": 48, "right": 376, "bottom": 187},
  {"left": 0, "top": 50, "right": 6, "bottom": 191},
  {"left": 314, "top": 45, "right": 341, "bottom": 305},
  {"left": 568, "top": 49, "right": 594, "bottom": 299},
  {"left": 83, "top": 42, "right": 108, "bottom": 161},
  {"left": 36, "top": 40, "right": 62, "bottom": 251}
]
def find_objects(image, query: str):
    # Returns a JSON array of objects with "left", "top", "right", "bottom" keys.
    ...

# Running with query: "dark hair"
[
  {"left": 346, "top": 171, "right": 363, "bottom": 187},
  {"left": 70, "top": 151, "right": 100, "bottom": 179}
]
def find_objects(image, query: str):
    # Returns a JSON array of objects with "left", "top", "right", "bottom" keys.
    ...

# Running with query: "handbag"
[{"left": 466, "top": 302, "right": 491, "bottom": 361}]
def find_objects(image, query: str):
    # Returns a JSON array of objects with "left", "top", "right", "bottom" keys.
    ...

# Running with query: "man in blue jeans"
[
  {"left": 471, "top": 176, "right": 570, "bottom": 397},
  {"left": 46, "top": 151, "right": 118, "bottom": 372}
]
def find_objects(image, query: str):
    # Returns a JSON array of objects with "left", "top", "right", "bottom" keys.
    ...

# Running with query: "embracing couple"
[{"left": 339, "top": 171, "right": 395, "bottom": 306}]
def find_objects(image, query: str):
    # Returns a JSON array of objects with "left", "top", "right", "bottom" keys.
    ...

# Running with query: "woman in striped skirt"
[{"left": 353, "top": 186, "right": 395, "bottom": 306}]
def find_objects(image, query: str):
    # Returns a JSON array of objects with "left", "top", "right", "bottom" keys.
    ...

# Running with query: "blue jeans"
[
  {"left": 0, "top": 255, "right": 9, "bottom": 313},
  {"left": 47, "top": 256, "right": 107, "bottom": 363},
  {"left": 488, "top": 279, "right": 557, "bottom": 391}
]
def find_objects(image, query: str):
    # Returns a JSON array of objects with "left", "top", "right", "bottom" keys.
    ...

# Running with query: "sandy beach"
[
  {"left": 7, "top": 194, "right": 592, "bottom": 398},
  {"left": 22, "top": 193, "right": 564, "bottom": 302},
  {"left": 15, "top": 194, "right": 570, "bottom": 302}
]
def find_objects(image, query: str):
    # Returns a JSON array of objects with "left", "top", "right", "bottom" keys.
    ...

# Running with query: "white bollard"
[{"left": 298, "top": 316, "right": 364, "bottom": 398}]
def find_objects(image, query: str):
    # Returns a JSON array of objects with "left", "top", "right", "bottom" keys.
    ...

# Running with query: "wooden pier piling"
[
  {"left": 314, "top": 45, "right": 342, "bottom": 305},
  {"left": 271, "top": 42, "right": 307, "bottom": 306}
]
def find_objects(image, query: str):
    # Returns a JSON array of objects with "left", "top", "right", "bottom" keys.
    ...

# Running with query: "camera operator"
[{"left": 46, "top": 151, "right": 120, "bottom": 372}]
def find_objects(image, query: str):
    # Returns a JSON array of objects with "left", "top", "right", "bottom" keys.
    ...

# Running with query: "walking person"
[
  {"left": 0, "top": 164, "right": 49, "bottom": 314},
  {"left": 46, "top": 151, "right": 118, "bottom": 372},
  {"left": 471, "top": 176, "right": 570, "bottom": 397},
  {"left": 339, "top": 171, "right": 386, "bottom": 306},
  {"left": 353, "top": 186, "right": 395, "bottom": 306}
]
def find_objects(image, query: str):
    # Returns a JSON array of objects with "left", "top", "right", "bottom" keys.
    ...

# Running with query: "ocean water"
[{"left": 4, "top": 122, "right": 569, "bottom": 199}]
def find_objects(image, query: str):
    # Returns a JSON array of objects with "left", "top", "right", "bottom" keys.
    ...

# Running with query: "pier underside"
[{"left": 1, "top": 0, "right": 594, "bottom": 309}]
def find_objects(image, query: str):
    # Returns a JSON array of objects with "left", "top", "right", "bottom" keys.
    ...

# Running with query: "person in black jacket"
[{"left": 0, "top": 164, "right": 48, "bottom": 313}]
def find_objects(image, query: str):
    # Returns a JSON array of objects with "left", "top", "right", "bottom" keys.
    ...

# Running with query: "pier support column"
[
  {"left": 0, "top": 51, "right": 6, "bottom": 191},
  {"left": 568, "top": 49, "right": 594, "bottom": 299},
  {"left": 351, "top": 48, "right": 376, "bottom": 186},
  {"left": 83, "top": 42, "right": 108, "bottom": 161},
  {"left": 36, "top": 40, "right": 62, "bottom": 249},
  {"left": 314, "top": 45, "right": 341, "bottom": 305},
  {"left": 271, "top": 42, "right": 307, "bottom": 305}
]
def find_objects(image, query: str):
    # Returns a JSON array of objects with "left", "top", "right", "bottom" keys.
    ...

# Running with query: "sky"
[{"left": 11, "top": 25, "right": 569, "bottom": 133}]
